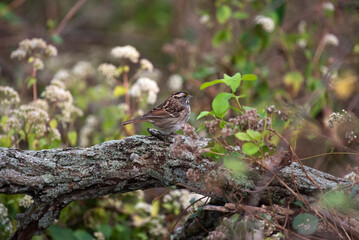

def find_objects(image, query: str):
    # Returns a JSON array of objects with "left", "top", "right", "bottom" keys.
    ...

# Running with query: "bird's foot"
[{"left": 147, "top": 128, "right": 174, "bottom": 141}]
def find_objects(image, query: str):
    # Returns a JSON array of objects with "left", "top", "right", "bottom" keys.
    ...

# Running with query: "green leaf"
[
  {"left": 246, "top": 129, "right": 261, "bottom": 141},
  {"left": 27, "top": 77, "right": 37, "bottom": 88},
  {"left": 223, "top": 73, "right": 242, "bottom": 93},
  {"left": 49, "top": 119, "right": 58, "bottom": 129},
  {"left": 243, "top": 106, "right": 256, "bottom": 111},
  {"left": 197, "top": 111, "right": 210, "bottom": 120},
  {"left": 319, "top": 190, "right": 354, "bottom": 213},
  {"left": 283, "top": 71, "right": 304, "bottom": 97},
  {"left": 1, "top": 116, "right": 8, "bottom": 128},
  {"left": 293, "top": 200, "right": 304, "bottom": 208},
  {"left": 233, "top": 11, "right": 248, "bottom": 19},
  {"left": 114, "top": 224, "right": 131, "bottom": 240},
  {"left": 223, "top": 157, "right": 246, "bottom": 174},
  {"left": 67, "top": 131, "right": 77, "bottom": 146},
  {"left": 19, "top": 130, "right": 26, "bottom": 140},
  {"left": 0, "top": 2, "right": 21, "bottom": 23},
  {"left": 242, "top": 142, "right": 259, "bottom": 155},
  {"left": 0, "top": 136, "right": 12, "bottom": 147},
  {"left": 48, "top": 225, "right": 77, "bottom": 240},
  {"left": 292, "top": 213, "right": 319, "bottom": 235},
  {"left": 46, "top": 19, "right": 56, "bottom": 30},
  {"left": 73, "top": 230, "right": 93, "bottom": 240},
  {"left": 27, "top": 133, "right": 36, "bottom": 149},
  {"left": 212, "top": 29, "right": 232, "bottom": 47},
  {"left": 200, "top": 79, "right": 225, "bottom": 90},
  {"left": 216, "top": 5, "right": 232, "bottom": 23},
  {"left": 113, "top": 85, "right": 127, "bottom": 97},
  {"left": 99, "top": 224, "right": 113, "bottom": 238},
  {"left": 229, "top": 105, "right": 242, "bottom": 113},
  {"left": 151, "top": 200, "right": 160, "bottom": 217},
  {"left": 242, "top": 74, "right": 257, "bottom": 81},
  {"left": 189, "top": 212, "right": 198, "bottom": 219},
  {"left": 219, "top": 120, "right": 227, "bottom": 128},
  {"left": 51, "top": 34, "right": 63, "bottom": 44},
  {"left": 235, "top": 132, "right": 251, "bottom": 141},
  {"left": 212, "top": 92, "right": 233, "bottom": 118}
]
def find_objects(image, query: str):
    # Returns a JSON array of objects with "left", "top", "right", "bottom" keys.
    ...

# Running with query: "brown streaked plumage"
[{"left": 122, "top": 91, "right": 193, "bottom": 134}]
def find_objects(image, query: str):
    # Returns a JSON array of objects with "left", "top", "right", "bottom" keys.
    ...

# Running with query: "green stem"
[
  {"left": 234, "top": 95, "right": 245, "bottom": 113},
  {"left": 32, "top": 67, "right": 37, "bottom": 101}
]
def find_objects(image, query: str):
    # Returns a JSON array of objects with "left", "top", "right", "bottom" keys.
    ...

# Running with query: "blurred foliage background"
[{"left": 1, "top": 0, "right": 359, "bottom": 239}]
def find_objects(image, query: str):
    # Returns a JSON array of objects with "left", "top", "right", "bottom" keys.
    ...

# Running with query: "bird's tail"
[{"left": 122, "top": 117, "right": 146, "bottom": 126}]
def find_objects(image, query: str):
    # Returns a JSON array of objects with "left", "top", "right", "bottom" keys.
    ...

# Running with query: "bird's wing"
[{"left": 144, "top": 101, "right": 184, "bottom": 118}]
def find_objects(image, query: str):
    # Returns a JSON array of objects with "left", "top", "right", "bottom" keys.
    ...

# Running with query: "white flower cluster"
[
  {"left": 200, "top": 14, "right": 210, "bottom": 24},
  {"left": 45, "top": 44, "right": 58, "bottom": 57},
  {"left": 10, "top": 38, "right": 57, "bottom": 60},
  {"left": 42, "top": 79, "right": 83, "bottom": 123},
  {"left": 129, "top": 77, "right": 159, "bottom": 104},
  {"left": 30, "top": 99, "right": 48, "bottom": 111},
  {"left": 42, "top": 84, "right": 72, "bottom": 103},
  {"left": 100, "top": 196, "right": 123, "bottom": 209},
  {"left": 93, "top": 231, "right": 105, "bottom": 240},
  {"left": 344, "top": 171, "right": 359, "bottom": 182},
  {"left": 19, "top": 195, "right": 34, "bottom": 208},
  {"left": 163, "top": 189, "right": 208, "bottom": 210},
  {"left": 79, "top": 115, "right": 98, "bottom": 147},
  {"left": 18, "top": 105, "right": 49, "bottom": 125},
  {"left": 98, "top": 63, "right": 119, "bottom": 81},
  {"left": 345, "top": 131, "right": 357, "bottom": 144},
  {"left": 323, "top": 33, "right": 339, "bottom": 47},
  {"left": 167, "top": 74, "right": 183, "bottom": 91},
  {"left": 3, "top": 115, "right": 22, "bottom": 133},
  {"left": 33, "top": 57, "right": 44, "bottom": 70},
  {"left": 111, "top": 45, "right": 140, "bottom": 63},
  {"left": 322, "top": 1, "right": 335, "bottom": 11},
  {"left": 49, "top": 127, "right": 61, "bottom": 141},
  {"left": 118, "top": 103, "right": 129, "bottom": 114},
  {"left": 254, "top": 15, "right": 275, "bottom": 32},
  {"left": 326, "top": 109, "right": 351, "bottom": 128},
  {"left": 72, "top": 61, "right": 95, "bottom": 78},
  {"left": 0, "top": 86, "right": 20, "bottom": 107},
  {"left": 140, "top": 59, "right": 153, "bottom": 72},
  {"left": 137, "top": 69, "right": 162, "bottom": 83},
  {"left": 51, "top": 78, "right": 66, "bottom": 89},
  {"left": 4, "top": 104, "right": 49, "bottom": 136},
  {"left": 52, "top": 65, "right": 93, "bottom": 88},
  {"left": 135, "top": 201, "right": 153, "bottom": 214},
  {"left": 148, "top": 217, "right": 168, "bottom": 237},
  {"left": 297, "top": 39, "right": 307, "bottom": 48},
  {"left": 53, "top": 69, "right": 70, "bottom": 82},
  {"left": 0, "top": 203, "right": 13, "bottom": 235}
]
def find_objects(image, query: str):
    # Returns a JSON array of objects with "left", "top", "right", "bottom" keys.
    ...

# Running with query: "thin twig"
[
  {"left": 53, "top": 0, "right": 87, "bottom": 35},
  {"left": 169, "top": 196, "right": 207, "bottom": 235}
]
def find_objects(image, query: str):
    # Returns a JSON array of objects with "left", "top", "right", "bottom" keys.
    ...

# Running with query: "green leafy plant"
[
  {"left": 198, "top": 72, "right": 278, "bottom": 158},
  {"left": 199, "top": 73, "right": 257, "bottom": 119},
  {"left": 292, "top": 213, "right": 319, "bottom": 235}
]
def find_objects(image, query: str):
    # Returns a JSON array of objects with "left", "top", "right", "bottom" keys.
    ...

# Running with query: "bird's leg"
[{"left": 147, "top": 128, "right": 174, "bottom": 141}]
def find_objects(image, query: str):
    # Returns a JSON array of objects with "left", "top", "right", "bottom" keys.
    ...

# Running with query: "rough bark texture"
[{"left": 0, "top": 135, "right": 357, "bottom": 240}]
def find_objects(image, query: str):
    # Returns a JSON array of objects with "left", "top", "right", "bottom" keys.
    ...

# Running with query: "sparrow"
[{"left": 122, "top": 91, "right": 192, "bottom": 134}]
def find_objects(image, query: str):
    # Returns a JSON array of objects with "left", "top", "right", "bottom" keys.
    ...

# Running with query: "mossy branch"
[{"left": 0, "top": 135, "right": 356, "bottom": 240}]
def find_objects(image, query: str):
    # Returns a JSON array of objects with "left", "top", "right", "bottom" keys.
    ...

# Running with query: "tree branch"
[{"left": 0, "top": 135, "right": 356, "bottom": 240}]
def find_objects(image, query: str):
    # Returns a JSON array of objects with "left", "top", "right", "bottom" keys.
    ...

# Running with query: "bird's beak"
[{"left": 189, "top": 95, "right": 193, "bottom": 99}]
